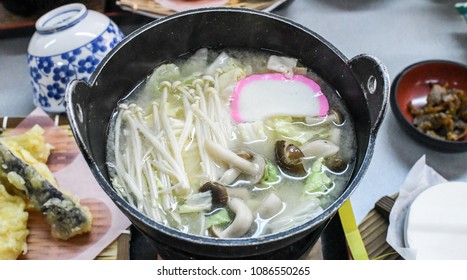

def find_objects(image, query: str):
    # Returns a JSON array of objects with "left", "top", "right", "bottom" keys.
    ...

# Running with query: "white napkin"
[{"left": 386, "top": 155, "right": 447, "bottom": 260}]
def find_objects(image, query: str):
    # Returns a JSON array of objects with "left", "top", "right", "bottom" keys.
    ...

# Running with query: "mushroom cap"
[
  {"left": 205, "top": 139, "right": 259, "bottom": 176},
  {"left": 300, "top": 139, "right": 339, "bottom": 159},
  {"left": 331, "top": 109, "right": 344, "bottom": 125},
  {"left": 305, "top": 109, "right": 344, "bottom": 126},
  {"left": 209, "top": 197, "right": 254, "bottom": 238},
  {"left": 324, "top": 157, "right": 348, "bottom": 173},
  {"left": 275, "top": 140, "right": 306, "bottom": 176},
  {"left": 231, "top": 149, "right": 266, "bottom": 185},
  {"left": 199, "top": 181, "right": 229, "bottom": 206}
]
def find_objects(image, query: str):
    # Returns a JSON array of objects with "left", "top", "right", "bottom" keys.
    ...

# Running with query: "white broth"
[{"left": 106, "top": 48, "right": 357, "bottom": 238}]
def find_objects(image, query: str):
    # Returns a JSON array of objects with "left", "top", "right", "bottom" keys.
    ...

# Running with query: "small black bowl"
[{"left": 390, "top": 60, "right": 467, "bottom": 152}]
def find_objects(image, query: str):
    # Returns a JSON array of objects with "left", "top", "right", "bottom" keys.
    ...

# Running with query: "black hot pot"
[{"left": 65, "top": 8, "right": 389, "bottom": 259}]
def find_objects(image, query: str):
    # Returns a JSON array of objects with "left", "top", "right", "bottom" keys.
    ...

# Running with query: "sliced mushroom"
[
  {"left": 256, "top": 193, "right": 283, "bottom": 219},
  {"left": 205, "top": 139, "right": 260, "bottom": 175},
  {"left": 329, "top": 109, "right": 344, "bottom": 125},
  {"left": 199, "top": 181, "right": 229, "bottom": 206},
  {"left": 205, "top": 139, "right": 266, "bottom": 185},
  {"left": 275, "top": 140, "right": 306, "bottom": 176},
  {"left": 218, "top": 167, "right": 241, "bottom": 185},
  {"left": 209, "top": 197, "right": 254, "bottom": 238},
  {"left": 245, "top": 154, "right": 266, "bottom": 185},
  {"left": 300, "top": 139, "right": 339, "bottom": 159},
  {"left": 232, "top": 150, "right": 266, "bottom": 185},
  {"left": 305, "top": 109, "right": 344, "bottom": 126},
  {"left": 293, "top": 66, "right": 308, "bottom": 75}
]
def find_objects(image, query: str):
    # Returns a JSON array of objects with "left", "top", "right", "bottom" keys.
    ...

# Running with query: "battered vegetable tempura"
[
  {"left": 0, "top": 125, "right": 92, "bottom": 240},
  {"left": 0, "top": 183, "right": 29, "bottom": 260},
  {"left": 1, "top": 125, "right": 56, "bottom": 192}
]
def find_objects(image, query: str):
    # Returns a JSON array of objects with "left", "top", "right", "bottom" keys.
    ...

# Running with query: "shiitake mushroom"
[
  {"left": 324, "top": 157, "right": 348, "bottom": 173},
  {"left": 199, "top": 181, "right": 229, "bottom": 206},
  {"left": 274, "top": 140, "right": 306, "bottom": 176}
]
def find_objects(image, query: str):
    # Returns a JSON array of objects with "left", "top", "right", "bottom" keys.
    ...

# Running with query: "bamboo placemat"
[
  {"left": 358, "top": 195, "right": 403, "bottom": 260},
  {"left": 0, "top": 115, "right": 129, "bottom": 260},
  {"left": 116, "top": 0, "right": 287, "bottom": 17}
]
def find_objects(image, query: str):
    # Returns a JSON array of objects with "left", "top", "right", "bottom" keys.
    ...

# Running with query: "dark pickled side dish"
[{"left": 408, "top": 83, "right": 467, "bottom": 141}]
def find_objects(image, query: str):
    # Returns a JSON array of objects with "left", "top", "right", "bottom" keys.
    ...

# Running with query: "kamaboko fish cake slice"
[{"left": 0, "top": 142, "right": 92, "bottom": 240}]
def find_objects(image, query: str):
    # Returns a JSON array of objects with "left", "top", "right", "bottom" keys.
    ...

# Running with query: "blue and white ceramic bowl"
[{"left": 27, "top": 3, "right": 124, "bottom": 113}]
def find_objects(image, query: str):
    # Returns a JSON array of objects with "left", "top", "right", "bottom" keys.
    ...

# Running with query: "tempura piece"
[
  {"left": 2, "top": 124, "right": 53, "bottom": 163},
  {"left": 0, "top": 126, "right": 92, "bottom": 240},
  {"left": 1, "top": 125, "right": 56, "bottom": 187},
  {"left": 0, "top": 183, "right": 29, "bottom": 260},
  {"left": 0, "top": 142, "right": 92, "bottom": 240}
]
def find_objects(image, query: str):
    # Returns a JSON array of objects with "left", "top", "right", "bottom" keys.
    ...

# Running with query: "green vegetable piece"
[
  {"left": 304, "top": 157, "right": 332, "bottom": 195},
  {"left": 148, "top": 64, "right": 181, "bottom": 90},
  {"left": 178, "top": 191, "right": 212, "bottom": 214},
  {"left": 205, "top": 208, "right": 231, "bottom": 229},
  {"left": 261, "top": 161, "right": 280, "bottom": 185}
]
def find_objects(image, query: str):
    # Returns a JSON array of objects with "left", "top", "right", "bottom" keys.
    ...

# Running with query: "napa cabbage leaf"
[
  {"left": 205, "top": 208, "right": 231, "bottom": 229},
  {"left": 266, "top": 116, "right": 331, "bottom": 145},
  {"left": 304, "top": 157, "right": 332, "bottom": 195}
]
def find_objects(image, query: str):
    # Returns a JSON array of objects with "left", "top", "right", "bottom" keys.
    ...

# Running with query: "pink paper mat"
[{"left": 10, "top": 108, "right": 131, "bottom": 260}]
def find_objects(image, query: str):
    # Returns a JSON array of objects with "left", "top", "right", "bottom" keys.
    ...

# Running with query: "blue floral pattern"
[
  {"left": 28, "top": 21, "right": 124, "bottom": 112},
  {"left": 78, "top": 55, "right": 100, "bottom": 74}
]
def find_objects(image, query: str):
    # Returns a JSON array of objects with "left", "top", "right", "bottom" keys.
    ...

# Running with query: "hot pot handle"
[
  {"left": 65, "top": 79, "right": 93, "bottom": 153},
  {"left": 349, "top": 54, "right": 390, "bottom": 135}
]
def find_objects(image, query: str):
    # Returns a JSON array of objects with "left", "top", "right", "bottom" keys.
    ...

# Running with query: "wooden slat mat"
[
  {"left": 1, "top": 115, "right": 69, "bottom": 130},
  {"left": 358, "top": 195, "right": 403, "bottom": 260},
  {"left": 0, "top": 115, "right": 129, "bottom": 260}
]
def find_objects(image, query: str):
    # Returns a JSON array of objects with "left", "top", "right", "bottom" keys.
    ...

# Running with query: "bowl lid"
[
  {"left": 35, "top": 3, "right": 88, "bottom": 34},
  {"left": 29, "top": 4, "right": 111, "bottom": 57}
]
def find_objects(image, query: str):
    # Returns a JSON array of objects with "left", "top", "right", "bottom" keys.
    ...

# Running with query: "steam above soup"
[{"left": 106, "top": 48, "right": 356, "bottom": 238}]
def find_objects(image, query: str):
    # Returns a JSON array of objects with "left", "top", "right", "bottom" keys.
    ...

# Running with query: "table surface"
[{"left": 1, "top": 0, "right": 466, "bottom": 226}]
